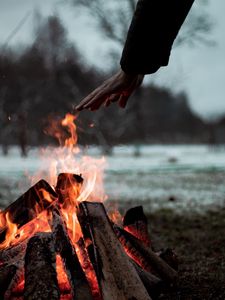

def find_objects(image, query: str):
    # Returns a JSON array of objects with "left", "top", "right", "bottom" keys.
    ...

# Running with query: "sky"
[{"left": 0, "top": 0, "right": 224, "bottom": 120}]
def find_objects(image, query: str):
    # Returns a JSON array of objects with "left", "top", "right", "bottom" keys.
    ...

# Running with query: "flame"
[
  {"left": 109, "top": 210, "right": 122, "bottom": 225},
  {"left": 61, "top": 114, "right": 78, "bottom": 151},
  {"left": 0, "top": 211, "right": 51, "bottom": 250},
  {"left": 0, "top": 213, "right": 18, "bottom": 249},
  {"left": 0, "top": 113, "right": 110, "bottom": 298},
  {"left": 0, "top": 210, "right": 6, "bottom": 229},
  {"left": 0, "top": 113, "right": 106, "bottom": 249}
]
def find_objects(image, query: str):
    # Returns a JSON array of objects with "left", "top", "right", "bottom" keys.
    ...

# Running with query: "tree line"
[{"left": 0, "top": 13, "right": 223, "bottom": 155}]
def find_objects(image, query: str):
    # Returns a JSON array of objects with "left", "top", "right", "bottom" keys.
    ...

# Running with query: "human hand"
[{"left": 75, "top": 69, "right": 144, "bottom": 111}]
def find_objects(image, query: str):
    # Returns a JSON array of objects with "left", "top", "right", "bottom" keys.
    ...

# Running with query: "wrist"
[{"left": 120, "top": 69, "right": 140, "bottom": 83}]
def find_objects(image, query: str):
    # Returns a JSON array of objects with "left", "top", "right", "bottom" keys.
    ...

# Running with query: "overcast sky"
[{"left": 0, "top": 0, "right": 224, "bottom": 119}]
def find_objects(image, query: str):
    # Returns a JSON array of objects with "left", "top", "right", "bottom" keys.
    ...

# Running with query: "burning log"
[
  {"left": 76, "top": 238, "right": 102, "bottom": 300},
  {"left": 4, "top": 264, "right": 24, "bottom": 300},
  {"left": 50, "top": 208, "right": 93, "bottom": 300},
  {"left": 0, "top": 240, "right": 27, "bottom": 264},
  {"left": 56, "top": 173, "right": 83, "bottom": 207},
  {"left": 24, "top": 233, "right": 60, "bottom": 300},
  {"left": 0, "top": 263, "right": 17, "bottom": 299},
  {"left": 78, "top": 201, "right": 152, "bottom": 300},
  {"left": 0, "top": 242, "right": 26, "bottom": 298},
  {"left": 0, "top": 166, "right": 178, "bottom": 299},
  {"left": 0, "top": 180, "right": 57, "bottom": 243},
  {"left": 123, "top": 206, "right": 151, "bottom": 247},
  {"left": 114, "top": 225, "right": 178, "bottom": 285}
]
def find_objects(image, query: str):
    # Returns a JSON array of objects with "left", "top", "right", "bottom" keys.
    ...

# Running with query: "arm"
[
  {"left": 76, "top": 0, "right": 195, "bottom": 111},
  {"left": 121, "top": 0, "right": 195, "bottom": 74}
]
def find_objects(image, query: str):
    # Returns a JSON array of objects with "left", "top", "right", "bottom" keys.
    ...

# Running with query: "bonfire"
[{"left": 0, "top": 114, "right": 177, "bottom": 300}]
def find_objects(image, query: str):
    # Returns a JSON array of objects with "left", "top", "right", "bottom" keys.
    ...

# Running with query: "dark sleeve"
[{"left": 120, "top": 0, "right": 195, "bottom": 74}]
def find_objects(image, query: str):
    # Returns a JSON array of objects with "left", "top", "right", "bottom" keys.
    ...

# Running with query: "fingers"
[
  {"left": 75, "top": 71, "right": 141, "bottom": 112},
  {"left": 75, "top": 75, "right": 120, "bottom": 111},
  {"left": 104, "top": 93, "right": 120, "bottom": 107},
  {"left": 104, "top": 97, "right": 111, "bottom": 107},
  {"left": 76, "top": 92, "right": 106, "bottom": 111},
  {"left": 82, "top": 92, "right": 107, "bottom": 110},
  {"left": 75, "top": 82, "right": 108, "bottom": 111},
  {"left": 118, "top": 94, "right": 129, "bottom": 108},
  {"left": 80, "top": 91, "right": 122, "bottom": 111},
  {"left": 109, "top": 94, "right": 120, "bottom": 103},
  {"left": 76, "top": 93, "right": 97, "bottom": 111}
]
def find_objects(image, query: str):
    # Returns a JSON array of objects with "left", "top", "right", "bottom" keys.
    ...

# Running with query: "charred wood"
[
  {"left": 51, "top": 208, "right": 92, "bottom": 300},
  {"left": 114, "top": 225, "right": 177, "bottom": 285},
  {"left": 76, "top": 238, "right": 102, "bottom": 300},
  {"left": 131, "top": 260, "right": 164, "bottom": 299},
  {"left": 78, "top": 201, "right": 152, "bottom": 300},
  {"left": 123, "top": 206, "right": 151, "bottom": 247},
  {"left": 0, "top": 240, "right": 27, "bottom": 265},
  {"left": 0, "top": 263, "right": 17, "bottom": 299},
  {"left": 0, "top": 180, "right": 57, "bottom": 243},
  {"left": 4, "top": 264, "right": 24, "bottom": 300},
  {"left": 24, "top": 233, "right": 60, "bottom": 300},
  {"left": 158, "top": 248, "right": 179, "bottom": 271}
]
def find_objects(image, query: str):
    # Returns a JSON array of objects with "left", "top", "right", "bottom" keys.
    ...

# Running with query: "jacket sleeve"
[{"left": 120, "top": 0, "right": 195, "bottom": 74}]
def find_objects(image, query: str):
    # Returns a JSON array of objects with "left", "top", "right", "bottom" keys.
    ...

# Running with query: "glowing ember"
[{"left": 56, "top": 255, "right": 71, "bottom": 294}]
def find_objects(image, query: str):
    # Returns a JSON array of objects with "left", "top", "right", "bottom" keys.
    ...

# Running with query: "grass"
[{"left": 144, "top": 208, "right": 225, "bottom": 299}]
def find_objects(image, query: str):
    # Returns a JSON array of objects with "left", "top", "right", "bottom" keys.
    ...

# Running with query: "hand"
[{"left": 75, "top": 69, "right": 144, "bottom": 111}]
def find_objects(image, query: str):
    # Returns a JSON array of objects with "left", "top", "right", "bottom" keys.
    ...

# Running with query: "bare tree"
[
  {"left": 68, "top": 0, "right": 214, "bottom": 151},
  {"left": 70, "top": 0, "right": 213, "bottom": 50}
]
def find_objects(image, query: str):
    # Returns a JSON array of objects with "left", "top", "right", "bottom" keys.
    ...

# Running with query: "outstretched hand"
[{"left": 75, "top": 69, "right": 144, "bottom": 111}]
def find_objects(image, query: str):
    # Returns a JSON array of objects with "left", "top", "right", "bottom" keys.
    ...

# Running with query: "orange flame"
[
  {"left": 0, "top": 113, "right": 107, "bottom": 250},
  {"left": 0, "top": 113, "right": 110, "bottom": 298},
  {"left": 0, "top": 213, "right": 18, "bottom": 249},
  {"left": 0, "top": 210, "right": 51, "bottom": 250},
  {"left": 61, "top": 114, "right": 78, "bottom": 151}
]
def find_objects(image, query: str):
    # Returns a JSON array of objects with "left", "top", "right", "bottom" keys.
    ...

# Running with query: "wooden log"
[
  {"left": 123, "top": 206, "right": 151, "bottom": 247},
  {"left": 131, "top": 260, "right": 164, "bottom": 299},
  {"left": 78, "top": 201, "right": 152, "bottom": 300},
  {"left": 0, "top": 239, "right": 27, "bottom": 264},
  {"left": 4, "top": 265, "right": 24, "bottom": 300},
  {"left": 50, "top": 208, "right": 93, "bottom": 300},
  {"left": 76, "top": 238, "right": 102, "bottom": 300},
  {"left": 0, "top": 180, "right": 57, "bottom": 243},
  {"left": 158, "top": 248, "right": 179, "bottom": 271},
  {"left": 0, "top": 263, "right": 17, "bottom": 299},
  {"left": 114, "top": 225, "right": 178, "bottom": 285},
  {"left": 0, "top": 246, "right": 25, "bottom": 299},
  {"left": 24, "top": 233, "right": 60, "bottom": 300}
]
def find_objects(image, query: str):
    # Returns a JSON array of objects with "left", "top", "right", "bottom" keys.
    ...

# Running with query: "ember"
[{"left": 0, "top": 114, "right": 178, "bottom": 299}]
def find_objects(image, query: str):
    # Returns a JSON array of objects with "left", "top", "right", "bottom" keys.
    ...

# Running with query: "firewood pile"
[{"left": 0, "top": 173, "right": 178, "bottom": 300}]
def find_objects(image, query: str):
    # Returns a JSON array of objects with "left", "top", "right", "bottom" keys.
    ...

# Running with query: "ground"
[{"left": 144, "top": 208, "right": 225, "bottom": 300}]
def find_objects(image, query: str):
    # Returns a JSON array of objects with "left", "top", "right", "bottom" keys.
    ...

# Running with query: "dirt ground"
[{"left": 144, "top": 208, "right": 225, "bottom": 300}]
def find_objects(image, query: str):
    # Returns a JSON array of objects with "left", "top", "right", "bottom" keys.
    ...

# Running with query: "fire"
[
  {"left": 0, "top": 213, "right": 18, "bottom": 249},
  {"left": 30, "top": 113, "right": 107, "bottom": 203},
  {"left": 0, "top": 211, "right": 51, "bottom": 250},
  {"left": 0, "top": 112, "right": 108, "bottom": 297},
  {"left": 0, "top": 114, "right": 107, "bottom": 249},
  {"left": 56, "top": 255, "right": 71, "bottom": 294},
  {"left": 61, "top": 114, "right": 78, "bottom": 151}
]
